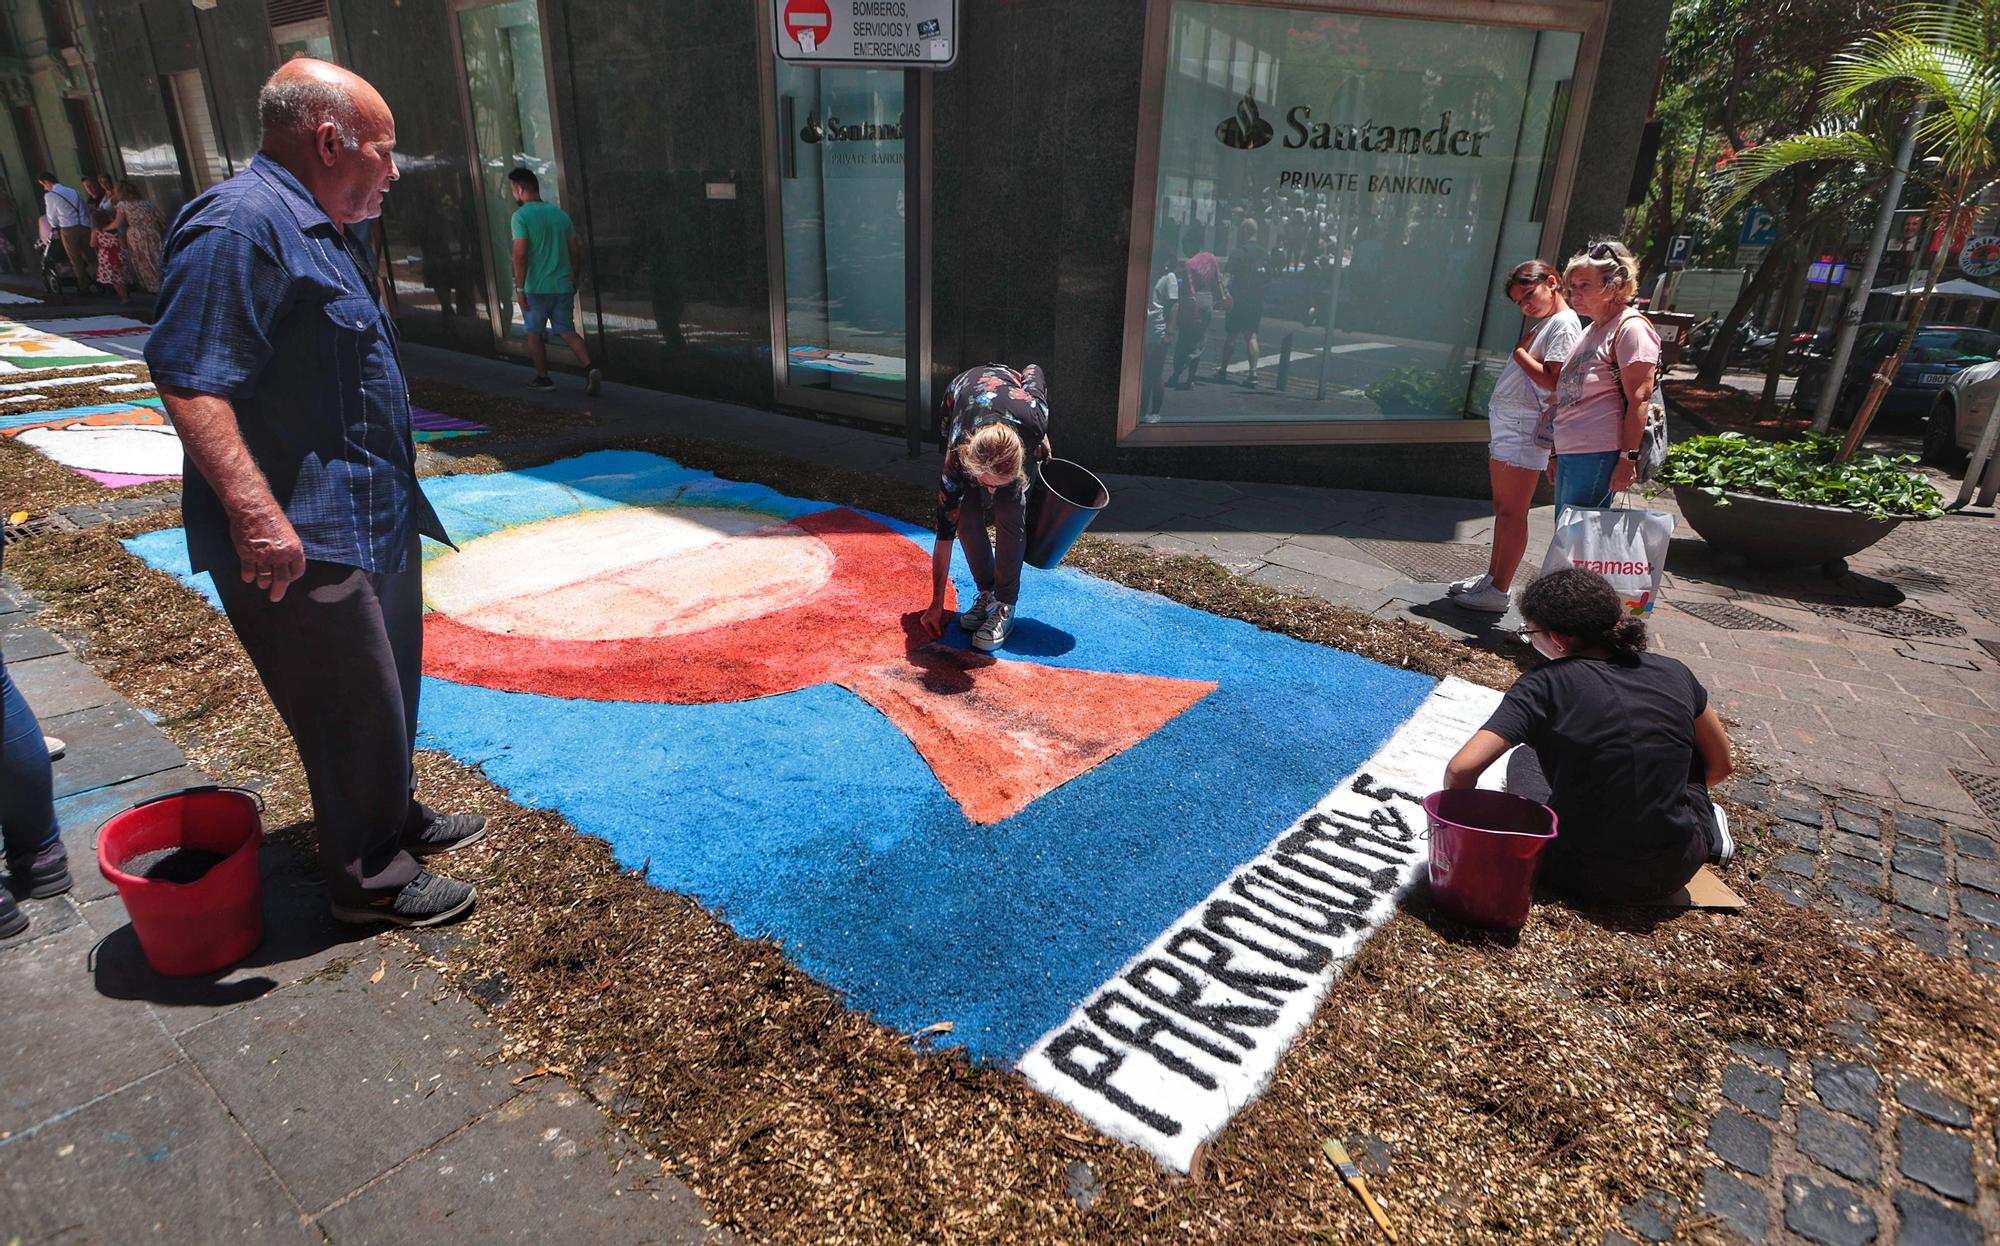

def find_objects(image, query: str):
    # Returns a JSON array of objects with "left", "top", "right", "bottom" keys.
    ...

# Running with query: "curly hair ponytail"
[{"left": 1520, "top": 569, "right": 1648, "bottom": 662}]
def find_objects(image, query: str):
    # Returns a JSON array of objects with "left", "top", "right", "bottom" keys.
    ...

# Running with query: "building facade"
[{"left": 4, "top": 0, "right": 1670, "bottom": 495}]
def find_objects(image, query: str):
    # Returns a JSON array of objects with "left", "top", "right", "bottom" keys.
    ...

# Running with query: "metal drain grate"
[
  {"left": 1, "top": 512, "right": 80, "bottom": 545},
  {"left": 1672, "top": 600, "right": 1794, "bottom": 631},
  {"left": 1344, "top": 538, "right": 1494, "bottom": 584},
  {"left": 1804, "top": 603, "right": 1967, "bottom": 638},
  {"left": 1951, "top": 769, "right": 2000, "bottom": 826},
  {"left": 1880, "top": 564, "right": 1951, "bottom": 593}
]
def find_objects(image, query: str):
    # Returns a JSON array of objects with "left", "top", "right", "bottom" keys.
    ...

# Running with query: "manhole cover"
[
  {"left": 1803, "top": 603, "right": 1967, "bottom": 638},
  {"left": 1950, "top": 769, "right": 2000, "bottom": 826},
  {"left": 1671, "top": 600, "right": 1793, "bottom": 631},
  {"left": 1345, "top": 538, "right": 1493, "bottom": 584},
  {"left": 1, "top": 512, "right": 80, "bottom": 545}
]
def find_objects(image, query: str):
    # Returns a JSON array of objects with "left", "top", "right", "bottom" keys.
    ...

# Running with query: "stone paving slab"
[
  {"left": 0, "top": 614, "right": 66, "bottom": 662},
  {"left": 43, "top": 701, "right": 187, "bottom": 802},
  {"left": 7, "top": 649, "right": 123, "bottom": 719},
  {"left": 0, "top": 922, "right": 180, "bottom": 1140},
  {"left": 0, "top": 1064, "right": 318, "bottom": 1243},
  {"left": 177, "top": 960, "right": 531, "bottom": 1213},
  {"left": 317, "top": 1079, "right": 723, "bottom": 1244},
  {"left": 81, "top": 843, "right": 371, "bottom": 1036}
]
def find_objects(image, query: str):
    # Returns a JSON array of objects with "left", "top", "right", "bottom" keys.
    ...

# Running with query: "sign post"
[{"left": 773, "top": 0, "right": 958, "bottom": 457}]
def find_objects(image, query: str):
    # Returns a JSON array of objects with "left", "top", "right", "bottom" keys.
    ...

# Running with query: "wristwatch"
[{"left": 1620, "top": 449, "right": 1642, "bottom": 462}]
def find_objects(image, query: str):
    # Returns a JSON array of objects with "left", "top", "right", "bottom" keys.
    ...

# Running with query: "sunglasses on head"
[{"left": 1587, "top": 242, "right": 1619, "bottom": 261}]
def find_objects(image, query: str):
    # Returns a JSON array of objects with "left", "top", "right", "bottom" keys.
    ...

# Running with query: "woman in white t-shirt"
[{"left": 1449, "top": 260, "right": 1581, "bottom": 613}]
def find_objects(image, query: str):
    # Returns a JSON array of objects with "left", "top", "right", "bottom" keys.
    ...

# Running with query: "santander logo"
[{"left": 1215, "top": 94, "right": 1274, "bottom": 150}]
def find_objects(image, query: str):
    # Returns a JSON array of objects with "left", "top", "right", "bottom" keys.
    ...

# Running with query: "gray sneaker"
[
  {"left": 972, "top": 601, "right": 1014, "bottom": 652},
  {"left": 330, "top": 870, "right": 476, "bottom": 928},
  {"left": 958, "top": 589, "right": 997, "bottom": 633},
  {"left": 585, "top": 367, "right": 602, "bottom": 396},
  {"left": 403, "top": 812, "right": 488, "bottom": 857}
]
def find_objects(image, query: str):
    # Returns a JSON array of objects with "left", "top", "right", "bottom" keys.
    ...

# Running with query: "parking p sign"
[{"left": 1666, "top": 235, "right": 1693, "bottom": 271}]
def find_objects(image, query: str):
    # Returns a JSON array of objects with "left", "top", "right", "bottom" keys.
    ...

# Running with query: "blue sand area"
[{"left": 126, "top": 451, "right": 1436, "bottom": 1062}]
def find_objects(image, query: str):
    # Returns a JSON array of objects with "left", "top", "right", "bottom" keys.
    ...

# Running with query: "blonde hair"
[
  {"left": 959, "top": 424, "right": 1025, "bottom": 484},
  {"left": 1564, "top": 238, "right": 1639, "bottom": 296}
]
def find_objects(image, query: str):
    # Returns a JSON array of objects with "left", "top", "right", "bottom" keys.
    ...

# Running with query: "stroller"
[{"left": 38, "top": 234, "right": 84, "bottom": 296}]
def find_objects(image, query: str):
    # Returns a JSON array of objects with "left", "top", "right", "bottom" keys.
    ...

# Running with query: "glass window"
[
  {"left": 273, "top": 19, "right": 335, "bottom": 62},
  {"left": 1138, "top": 2, "right": 1580, "bottom": 425},
  {"left": 457, "top": 0, "right": 559, "bottom": 342},
  {"left": 167, "top": 71, "right": 230, "bottom": 192},
  {"left": 772, "top": 59, "right": 906, "bottom": 402}
]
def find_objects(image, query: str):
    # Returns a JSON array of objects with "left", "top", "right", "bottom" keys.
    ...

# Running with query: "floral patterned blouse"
[{"left": 933, "top": 363, "right": 1051, "bottom": 538}]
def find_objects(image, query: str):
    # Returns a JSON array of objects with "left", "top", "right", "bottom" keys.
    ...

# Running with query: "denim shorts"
[
  {"left": 1488, "top": 406, "right": 1551, "bottom": 471},
  {"left": 521, "top": 290, "right": 574, "bottom": 336}
]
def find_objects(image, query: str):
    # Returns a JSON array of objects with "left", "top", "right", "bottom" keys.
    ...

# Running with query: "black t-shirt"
[
  {"left": 1482, "top": 652, "right": 1713, "bottom": 893},
  {"left": 1228, "top": 241, "right": 1270, "bottom": 302}
]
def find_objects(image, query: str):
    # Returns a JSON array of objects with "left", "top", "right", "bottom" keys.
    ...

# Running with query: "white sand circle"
[
  {"left": 17, "top": 424, "right": 183, "bottom": 476},
  {"left": 423, "top": 506, "right": 835, "bottom": 641}
]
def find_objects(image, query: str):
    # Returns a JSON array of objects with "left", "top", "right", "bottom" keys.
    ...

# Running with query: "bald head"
[
  {"left": 258, "top": 59, "right": 399, "bottom": 227},
  {"left": 259, "top": 59, "right": 388, "bottom": 154}
]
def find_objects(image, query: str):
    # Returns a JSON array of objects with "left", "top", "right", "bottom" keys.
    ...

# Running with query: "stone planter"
[{"left": 1672, "top": 485, "right": 1909, "bottom": 571}]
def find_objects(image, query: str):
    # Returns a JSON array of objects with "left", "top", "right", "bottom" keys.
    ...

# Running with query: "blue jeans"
[
  {"left": 1, "top": 654, "right": 60, "bottom": 863},
  {"left": 1554, "top": 451, "right": 1619, "bottom": 514}
]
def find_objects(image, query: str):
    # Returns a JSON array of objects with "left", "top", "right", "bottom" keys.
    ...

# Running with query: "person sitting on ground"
[
  {"left": 90, "top": 207, "right": 127, "bottom": 302},
  {"left": 920, "top": 364, "right": 1052, "bottom": 652},
  {"left": 506, "top": 166, "right": 600, "bottom": 395},
  {"left": 1442, "top": 568, "right": 1735, "bottom": 904}
]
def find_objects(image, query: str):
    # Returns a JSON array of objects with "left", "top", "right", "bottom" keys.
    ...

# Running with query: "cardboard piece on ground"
[{"left": 1646, "top": 865, "right": 1744, "bottom": 910}]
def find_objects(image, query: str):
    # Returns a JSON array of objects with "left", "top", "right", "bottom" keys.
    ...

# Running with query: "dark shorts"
[{"left": 1225, "top": 298, "right": 1265, "bottom": 335}]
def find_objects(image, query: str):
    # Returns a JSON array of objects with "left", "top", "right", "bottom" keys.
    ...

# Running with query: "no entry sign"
[{"left": 772, "top": 0, "right": 958, "bottom": 67}]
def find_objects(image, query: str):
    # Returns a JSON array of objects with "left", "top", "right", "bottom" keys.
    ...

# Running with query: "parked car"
[
  {"left": 1927, "top": 355, "right": 2000, "bottom": 468},
  {"left": 1791, "top": 323, "right": 2000, "bottom": 425}
]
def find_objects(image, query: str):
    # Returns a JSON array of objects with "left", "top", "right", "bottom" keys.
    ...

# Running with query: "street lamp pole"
[{"left": 1812, "top": 107, "right": 1926, "bottom": 433}]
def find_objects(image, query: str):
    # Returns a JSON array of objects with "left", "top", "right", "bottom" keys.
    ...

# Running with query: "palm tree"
[{"left": 1718, "top": 0, "right": 2000, "bottom": 461}]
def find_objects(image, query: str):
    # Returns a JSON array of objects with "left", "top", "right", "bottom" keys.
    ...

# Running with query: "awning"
[{"left": 1869, "top": 277, "right": 2000, "bottom": 299}]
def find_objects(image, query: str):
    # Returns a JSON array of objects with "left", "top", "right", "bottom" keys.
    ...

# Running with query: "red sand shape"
[
  {"left": 423, "top": 506, "right": 1215, "bottom": 822},
  {"left": 845, "top": 651, "right": 1214, "bottom": 824}
]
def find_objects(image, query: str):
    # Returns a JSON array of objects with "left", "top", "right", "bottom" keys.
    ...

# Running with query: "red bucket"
[
  {"left": 1423, "top": 789, "right": 1558, "bottom": 930},
  {"left": 96, "top": 786, "right": 265, "bottom": 977}
]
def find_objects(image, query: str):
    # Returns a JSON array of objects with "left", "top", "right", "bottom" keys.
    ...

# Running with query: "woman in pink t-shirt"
[{"left": 1537, "top": 241, "right": 1659, "bottom": 512}]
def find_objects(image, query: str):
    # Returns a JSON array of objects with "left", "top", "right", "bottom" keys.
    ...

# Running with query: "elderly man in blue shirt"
[{"left": 146, "top": 59, "right": 482, "bottom": 928}]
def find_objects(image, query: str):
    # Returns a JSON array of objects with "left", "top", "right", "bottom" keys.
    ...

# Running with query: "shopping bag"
[{"left": 1539, "top": 505, "right": 1675, "bottom": 617}]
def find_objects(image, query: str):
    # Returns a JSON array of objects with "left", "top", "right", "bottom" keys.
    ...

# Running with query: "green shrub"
[{"left": 1656, "top": 432, "right": 1944, "bottom": 520}]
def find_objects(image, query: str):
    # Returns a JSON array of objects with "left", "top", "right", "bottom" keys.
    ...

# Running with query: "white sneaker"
[
  {"left": 958, "top": 590, "right": 997, "bottom": 633},
  {"left": 1446, "top": 572, "right": 1492, "bottom": 598},
  {"left": 1710, "top": 806, "right": 1735, "bottom": 866},
  {"left": 1457, "top": 583, "right": 1512, "bottom": 613},
  {"left": 43, "top": 735, "right": 65, "bottom": 760},
  {"left": 972, "top": 602, "right": 1014, "bottom": 652}
]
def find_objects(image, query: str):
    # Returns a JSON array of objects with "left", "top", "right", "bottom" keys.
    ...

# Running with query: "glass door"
[
  {"left": 452, "top": 0, "right": 562, "bottom": 355},
  {"left": 769, "top": 57, "right": 909, "bottom": 420}
]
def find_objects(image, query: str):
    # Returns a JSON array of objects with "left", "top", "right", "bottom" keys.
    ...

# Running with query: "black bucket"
[{"left": 1025, "top": 458, "right": 1110, "bottom": 569}]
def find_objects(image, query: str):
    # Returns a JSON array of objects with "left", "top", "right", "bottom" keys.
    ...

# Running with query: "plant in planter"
[{"left": 1655, "top": 432, "right": 1943, "bottom": 570}]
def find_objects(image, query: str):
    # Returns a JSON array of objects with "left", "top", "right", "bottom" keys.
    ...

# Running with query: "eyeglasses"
[{"left": 1514, "top": 627, "right": 1546, "bottom": 643}]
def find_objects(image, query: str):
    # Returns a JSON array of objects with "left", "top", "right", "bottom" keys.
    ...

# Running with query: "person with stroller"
[
  {"left": 919, "top": 364, "right": 1052, "bottom": 653},
  {"left": 37, "top": 173, "right": 91, "bottom": 295}
]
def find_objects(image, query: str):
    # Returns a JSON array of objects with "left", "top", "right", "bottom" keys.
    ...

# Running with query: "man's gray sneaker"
[
  {"left": 0, "top": 890, "right": 27, "bottom": 940},
  {"left": 330, "top": 870, "right": 476, "bottom": 928},
  {"left": 958, "top": 589, "right": 997, "bottom": 633},
  {"left": 7, "top": 842, "right": 71, "bottom": 899},
  {"left": 404, "top": 812, "right": 487, "bottom": 857},
  {"left": 526, "top": 375, "right": 555, "bottom": 391},
  {"left": 585, "top": 367, "right": 602, "bottom": 396},
  {"left": 972, "top": 601, "right": 1014, "bottom": 652}
]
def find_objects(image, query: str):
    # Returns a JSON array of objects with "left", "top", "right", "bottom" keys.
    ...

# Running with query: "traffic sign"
[
  {"left": 773, "top": 0, "right": 958, "bottom": 67},
  {"left": 1665, "top": 235, "right": 1693, "bottom": 270},
  {"left": 1738, "top": 207, "right": 1778, "bottom": 248}
]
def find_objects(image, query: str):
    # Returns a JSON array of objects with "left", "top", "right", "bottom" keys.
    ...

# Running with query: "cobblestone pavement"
[{"left": 6, "top": 344, "right": 1997, "bottom": 1241}]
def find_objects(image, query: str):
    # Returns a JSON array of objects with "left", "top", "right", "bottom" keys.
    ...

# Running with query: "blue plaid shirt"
[{"left": 146, "top": 153, "right": 449, "bottom": 576}]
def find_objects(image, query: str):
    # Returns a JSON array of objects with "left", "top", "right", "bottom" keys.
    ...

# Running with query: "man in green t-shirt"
[{"left": 507, "top": 167, "right": 600, "bottom": 394}]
